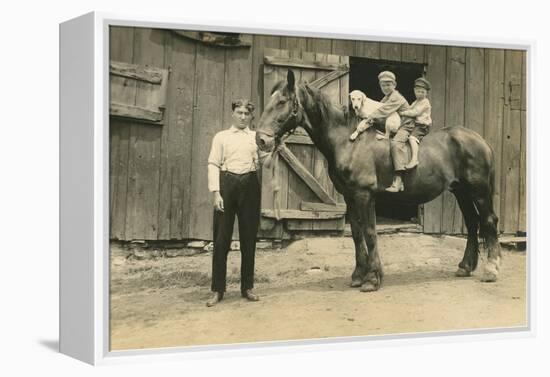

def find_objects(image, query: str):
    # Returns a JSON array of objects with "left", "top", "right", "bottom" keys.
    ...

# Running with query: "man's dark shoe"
[
  {"left": 206, "top": 292, "right": 223, "bottom": 307},
  {"left": 241, "top": 289, "right": 260, "bottom": 302}
]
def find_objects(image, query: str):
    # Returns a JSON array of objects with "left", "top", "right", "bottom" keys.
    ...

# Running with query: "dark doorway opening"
[{"left": 349, "top": 56, "right": 426, "bottom": 223}]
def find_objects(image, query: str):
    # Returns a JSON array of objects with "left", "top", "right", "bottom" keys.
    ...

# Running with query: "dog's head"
[{"left": 349, "top": 90, "right": 368, "bottom": 114}]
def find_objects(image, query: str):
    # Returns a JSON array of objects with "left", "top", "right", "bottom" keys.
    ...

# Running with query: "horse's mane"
[{"left": 302, "top": 83, "right": 349, "bottom": 125}]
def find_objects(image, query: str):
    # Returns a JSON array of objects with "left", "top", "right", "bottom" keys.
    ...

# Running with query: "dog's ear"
[{"left": 361, "top": 92, "right": 368, "bottom": 106}]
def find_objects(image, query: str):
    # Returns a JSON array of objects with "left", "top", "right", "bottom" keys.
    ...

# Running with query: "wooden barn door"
[{"left": 259, "top": 48, "right": 349, "bottom": 238}]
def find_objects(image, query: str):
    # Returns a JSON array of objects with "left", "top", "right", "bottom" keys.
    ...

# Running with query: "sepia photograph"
[{"left": 108, "top": 25, "right": 527, "bottom": 351}]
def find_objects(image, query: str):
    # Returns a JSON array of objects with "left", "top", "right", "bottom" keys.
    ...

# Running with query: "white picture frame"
[{"left": 59, "top": 11, "right": 534, "bottom": 365}]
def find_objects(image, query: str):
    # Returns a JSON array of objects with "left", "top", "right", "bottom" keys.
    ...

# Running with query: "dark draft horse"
[{"left": 256, "top": 69, "right": 502, "bottom": 292}]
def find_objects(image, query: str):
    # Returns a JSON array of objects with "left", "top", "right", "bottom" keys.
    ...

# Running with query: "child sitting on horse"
[
  {"left": 398, "top": 77, "right": 432, "bottom": 169},
  {"left": 349, "top": 71, "right": 409, "bottom": 141},
  {"left": 347, "top": 71, "right": 413, "bottom": 192}
]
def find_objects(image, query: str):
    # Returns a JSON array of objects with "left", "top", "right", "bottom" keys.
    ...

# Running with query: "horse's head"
[{"left": 256, "top": 69, "right": 303, "bottom": 152}]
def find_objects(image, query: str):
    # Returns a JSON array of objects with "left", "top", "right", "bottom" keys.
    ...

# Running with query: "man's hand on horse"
[{"left": 213, "top": 191, "right": 224, "bottom": 212}]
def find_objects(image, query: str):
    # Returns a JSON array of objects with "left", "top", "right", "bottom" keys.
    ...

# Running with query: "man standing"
[{"left": 206, "top": 98, "right": 266, "bottom": 307}]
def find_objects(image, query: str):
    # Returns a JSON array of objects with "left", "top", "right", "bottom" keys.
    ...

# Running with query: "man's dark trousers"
[{"left": 211, "top": 171, "right": 261, "bottom": 294}]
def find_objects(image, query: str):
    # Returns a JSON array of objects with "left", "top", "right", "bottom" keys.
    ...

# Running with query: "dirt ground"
[{"left": 109, "top": 233, "right": 527, "bottom": 351}]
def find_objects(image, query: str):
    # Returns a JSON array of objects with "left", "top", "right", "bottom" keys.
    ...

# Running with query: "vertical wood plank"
[
  {"left": 422, "top": 45, "right": 447, "bottom": 233},
  {"left": 501, "top": 50, "right": 523, "bottom": 233},
  {"left": 380, "top": 42, "right": 402, "bottom": 61},
  {"left": 442, "top": 47, "right": 466, "bottom": 234},
  {"left": 109, "top": 26, "right": 134, "bottom": 240},
  {"left": 518, "top": 50, "right": 527, "bottom": 232},
  {"left": 307, "top": 37, "right": 332, "bottom": 54},
  {"left": 331, "top": 38, "right": 355, "bottom": 56},
  {"left": 465, "top": 48, "right": 485, "bottom": 136},
  {"left": 157, "top": 32, "right": 174, "bottom": 240},
  {"left": 188, "top": 43, "right": 226, "bottom": 240},
  {"left": 464, "top": 47, "right": 486, "bottom": 235},
  {"left": 251, "top": 35, "right": 280, "bottom": 112},
  {"left": 355, "top": 41, "right": 380, "bottom": 59},
  {"left": 484, "top": 49, "right": 505, "bottom": 232},
  {"left": 401, "top": 44, "right": 425, "bottom": 63},
  {"left": 158, "top": 33, "right": 198, "bottom": 240},
  {"left": 280, "top": 37, "right": 308, "bottom": 55},
  {"left": 125, "top": 27, "right": 165, "bottom": 240}
]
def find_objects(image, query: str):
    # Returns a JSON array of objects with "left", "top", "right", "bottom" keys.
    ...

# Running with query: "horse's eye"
[{"left": 278, "top": 99, "right": 286, "bottom": 105}]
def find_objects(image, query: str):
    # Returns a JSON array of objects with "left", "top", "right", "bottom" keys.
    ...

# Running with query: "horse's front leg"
[
  {"left": 345, "top": 196, "right": 368, "bottom": 287},
  {"left": 357, "top": 192, "right": 383, "bottom": 292}
]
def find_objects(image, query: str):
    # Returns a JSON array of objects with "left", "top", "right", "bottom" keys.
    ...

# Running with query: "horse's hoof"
[
  {"left": 350, "top": 279, "right": 362, "bottom": 288},
  {"left": 480, "top": 268, "right": 498, "bottom": 282},
  {"left": 359, "top": 282, "right": 379, "bottom": 292},
  {"left": 455, "top": 267, "right": 472, "bottom": 277},
  {"left": 481, "top": 258, "right": 500, "bottom": 282}
]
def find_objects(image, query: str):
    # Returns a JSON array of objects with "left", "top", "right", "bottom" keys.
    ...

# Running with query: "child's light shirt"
[{"left": 400, "top": 98, "right": 432, "bottom": 126}]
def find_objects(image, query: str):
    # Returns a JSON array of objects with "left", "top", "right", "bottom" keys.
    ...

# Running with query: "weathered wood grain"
[
  {"left": 380, "top": 42, "right": 401, "bottom": 61},
  {"left": 501, "top": 50, "right": 523, "bottom": 233},
  {"left": 157, "top": 33, "right": 197, "bottom": 240},
  {"left": 110, "top": 102, "right": 163, "bottom": 123},
  {"left": 442, "top": 47, "right": 466, "bottom": 234},
  {"left": 262, "top": 209, "right": 345, "bottom": 219},
  {"left": 519, "top": 50, "right": 527, "bottom": 232},
  {"left": 188, "top": 43, "right": 226, "bottom": 240},
  {"left": 465, "top": 48, "right": 485, "bottom": 136},
  {"left": 332, "top": 38, "right": 355, "bottom": 56},
  {"left": 355, "top": 41, "right": 380, "bottom": 59},
  {"left": 124, "top": 27, "right": 165, "bottom": 240},
  {"left": 109, "top": 26, "right": 134, "bottom": 240},
  {"left": 301, "top": 202, "right": 347, "bottom": 212},
  {"left": 264, "top": 55, "right": 348, "bottom": 71},
  {"left": 279, "top": 145, "right": 336, "bottom": 205},
  {"left": 110, "top": 61, "right": 164, "bottom": 83},
  {"left": 422, "top": 45, "right": 446, "bottom": 233},
  {"left": 251, "top": 34, "right": 280, "bottom": 112},
  {"left": 484, "top": 49, "right": 505, "bottom": 232},
  {"left": 401, "top": 44, "right": 425, "bottom": 63}
]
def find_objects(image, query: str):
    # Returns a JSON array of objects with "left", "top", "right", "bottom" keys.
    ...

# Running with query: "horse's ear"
[{"left": 287, "top": 69, "right": 296, "bottom": 92}]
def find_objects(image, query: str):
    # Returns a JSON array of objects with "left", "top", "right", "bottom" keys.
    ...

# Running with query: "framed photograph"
[{"left": 60, "top": 12, "right": 531, "bottom": 365}]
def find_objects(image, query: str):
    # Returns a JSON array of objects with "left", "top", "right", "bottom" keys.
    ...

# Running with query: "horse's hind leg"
[
  {"left": 454, "top": 190, "right": 480, "bottom": 277},
  {"left": 472, "top": 193, "right": 502, "bottom": 282}
]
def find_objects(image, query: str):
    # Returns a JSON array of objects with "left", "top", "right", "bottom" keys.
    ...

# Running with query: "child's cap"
[
  {"left": 414, "top": 77, "right": 431, "bottom": 91},
  {"left": 378, "top": 71, "right": 396, "bottom": 83}
]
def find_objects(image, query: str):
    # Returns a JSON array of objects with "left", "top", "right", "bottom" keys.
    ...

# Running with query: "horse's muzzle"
[{"left": 256, "top": 132, "right": 275, "bottom": 152}]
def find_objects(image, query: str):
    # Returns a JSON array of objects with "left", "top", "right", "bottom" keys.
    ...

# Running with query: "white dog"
[{"left": 348, "top": 90, "right": 401, "bottom": 141}]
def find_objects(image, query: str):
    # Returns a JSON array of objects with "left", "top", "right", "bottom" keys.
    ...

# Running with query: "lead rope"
[{"left": 271, "top": 146, "right": 281, "bottom": 221}]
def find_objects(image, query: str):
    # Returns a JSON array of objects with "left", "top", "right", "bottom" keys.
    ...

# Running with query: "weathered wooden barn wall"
[{"left": 109, "top": 26, "right": 527, "bottom": 240}]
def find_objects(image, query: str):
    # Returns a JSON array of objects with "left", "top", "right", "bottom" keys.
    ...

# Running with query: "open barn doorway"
[{"left": 349, "top": 56, "right": 426, "bottom": 224}]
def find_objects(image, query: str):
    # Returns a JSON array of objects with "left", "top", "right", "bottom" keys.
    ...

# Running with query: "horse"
[{"left": 255, "top": 69, "right": 502, "bottom": 292}]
